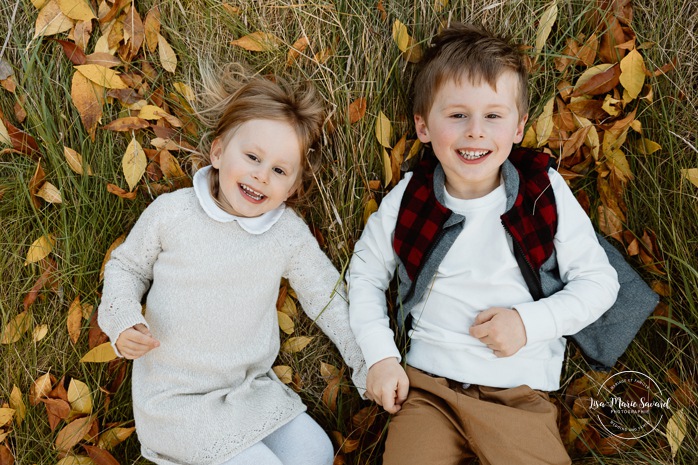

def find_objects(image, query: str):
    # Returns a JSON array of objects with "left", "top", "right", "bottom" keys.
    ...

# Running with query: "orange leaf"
[
  {"left": 43, "top": 398, "right": 71, "bottom": 431},
  {"left": 84, "top": 445, "right": 120, "bottom": 465},
  {"left": 55, "top": 416, "right": 93, "bottom": 452},
  {"left": 231, "top": 32, "right": 283, "bottom": 52},
  {"left": 71, "top": 71, "right": 102, "bottom": 140},
  {"left": 106, "top": 183, "right": 137, "bottom": 199},
  {"left": 103, "top": 116, "right": 149, "bottom": 131},
  {"left": 67, "top": 296, "right": 84, "bottom": 343},
  {"left": 286, "top": 36, "right": 309, "bottom": 66},
  {"left": 348, "top": 97, "right": 367, "bottom": 124},
  {"left": 597, "top": 204, "right": 623, "bottom": 242}
]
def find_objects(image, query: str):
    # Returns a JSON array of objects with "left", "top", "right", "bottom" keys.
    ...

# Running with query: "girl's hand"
[{"left": 115, "top": 324, "right": 160, "bottom": 359}]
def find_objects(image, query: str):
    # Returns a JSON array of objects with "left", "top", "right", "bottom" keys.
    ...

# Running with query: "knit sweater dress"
[{"left": 98, "top": 167, "right": 367, "bottom": 465}]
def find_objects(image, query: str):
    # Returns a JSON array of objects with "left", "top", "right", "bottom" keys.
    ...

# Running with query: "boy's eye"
[
  {"left": 486, "top": 114, "right": 501, "bottom": 119},
  {"left": 273, "top": 167, "right": 286, "bottom": 175}
]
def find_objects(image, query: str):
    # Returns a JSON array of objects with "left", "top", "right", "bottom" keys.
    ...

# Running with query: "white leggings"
[{"left": 219, "top": 413, "right": 334, "bottom": 465}]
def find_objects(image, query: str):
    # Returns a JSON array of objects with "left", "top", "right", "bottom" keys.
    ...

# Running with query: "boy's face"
[{"left": 414, "top": 71, "right": 528, "bottom": 199}]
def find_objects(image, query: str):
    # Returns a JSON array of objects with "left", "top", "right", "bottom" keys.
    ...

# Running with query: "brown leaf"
[
  {"left": 652, "top": 57, "right": 677, "bottom": 77},
  {"left": 598, "top": 17, "right": 627, "bottom": 63},
  {"left": 29, "top": 160, "right": 46, "bottom": 209},
  {"left": 43, "top": 398, "right": 71, "bottom": 431},
  {"left": 84, "top": 445, "right": 120, "bottom": 465},
  {"left": 88, "top": 309, "right": 109, "bottom": 349},
  {"left": 71, "top": 71, "right": 102, "bottom": 140},
  {"left": 106, "top": 183, "right": 137, "bottom": 199},
  {"left": 562, "top": 126, "right": 592, "bottom": 159},
  {"left": 597, "top": 204, "right": 623, "bottom": 242},
  {"left": 352, "top": 405, "right": 379, "bottom": 431},
  {"left": 119, "top": 6, "right": 144, "bottom": 62},
  {"left": 2, "top": 117, "right": 40, "bottom": 160},
  {"left": 55, "top": 39, "right": 87, "bottom": 65},
  {"left": 0, "top": 444, "right": 14, "bottom": 465},
  {"left": 348, "top": 97, "right": 367, "bottom": 124},
  {"left": 67, "top": 296, "right": 84, "bottom": 344},
  {"left": 144, "top": 6, "right": 161, "bottom": 53},
  {"left": 571, "top": 63, "right": 621, "bottom": 97},
  {"left": 23, "top": 257, "right": 57, "bottom": 310},
  {"left": 84, "top": 52, "right": 121, "bottom": 68},
  {"left": 30, "top": 372, "right": 56, "bottom": 405},
  {"left": 72, "top": 19, "right": 93, "bottom": 51},
  {"left": 577, "top": 33, "right": 598, "bottom": 67},
  {"left": 103, "top": 116, "right": 149, "bottom": 131},
  {"left": 322, "top": 377, "right": 340, "bottom": 413},
  {"left": 99, "top": 0, "right": 129, "bottom": 24},
  {"left": 105, "top": 88, "right": 141, "bottom": 105},
  {"left": 56, "top": 416, "right": 93, "bottom": 452}
]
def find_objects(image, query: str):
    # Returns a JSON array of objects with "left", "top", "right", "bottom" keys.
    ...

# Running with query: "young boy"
[{"left": 348, "top": 23, "right": 620, "bottom": 465}]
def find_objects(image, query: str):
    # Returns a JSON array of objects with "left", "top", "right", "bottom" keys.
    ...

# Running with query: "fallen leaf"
[
  {"left": 278, "top": 294, "right": 298, "bottom": 317},
  {"left": 157, "top": 34, "right": 177, "bottom": 73},
  {"left": 601, "top": 95, "right": 621, "bottom": 117},
  {"left": 30, "top": 372, "right": 55, "bottom": 405},
  {"left": 64, "top": 146, "right": 93, "bottom": 175},
  {"left": 106, "top": 183, "right": 137, "bottom": 199},
  {"left": 67, "top": 296, "right": 84, "bottom": 343},
  {"left": 120, "top": 6, "right": 144, "bottom": 61},
  {"left": 9, "top": 386, "right": 26, "bottom": 426},
  {"left": 619, "top": 48, "right": 645, "bottom": 99},
  {"left": 277, "top": 311, "right": 294, "bottom": 335},
  {"left": 43, "top": 398, "right": 71, "bottom": 431},
  {"left": 666, "top": 409, "right": 687, "bottom": 458},
  {"left": 348, "top": 97, "right": 367, "bottom": 124},
  {"left": 562, "top": 125, "right": 591, "bottom": 159},
  {"left": 535, "top": 96, "right": 555, "bottom": 147},
  {"left": 122, "top": 136, "right": 146, "bottom": 191},
  {"left": 33, "top": 324, "right": 49, "bottom": 341},
  {"left": 597, "top": 204, "right": 623, "bottom": 242},
  {"left": 103, "top": 117, "right": 149, "bottom": 132},
  {"left": 352, "top": 405, "right": 379, "bottom": 431},
  {"left": 392, "top": 20, "right": 422, "bottom": 63},
  {"left": 56, "top": 456, "right": 96, "bottom": 465},
  {"left": 97, "top": 426, "right": 135, "bottom": 450},
  {"left": 3, "top": 116, "right": 40, "bottom": 158},
  {"left": 572, "top": 63, "right": 621, "bottom": 97},
  {"left": 272, "top": 366, "right": 293, "bottom": 384},
  {"left": 363, "top": 198, "right": 378, "bottom": 225},
  {"left": 55, "top": 415, "right": 93, "bottom": 453},
  {"left": 55, "top": 39, "right": 87, "bottom": 65},
  {"left": 231, "top": 31, "right": 283, "bottom": 52},
  {"left": 391, "top": 134, "right": 406, "bottom": 186},
  {"left": 34, "top": 0, "right": 75, "bottom": 38},
  {"left": 320, "top": 362, "right": 341, "bottom": 380},
  {"left": 36, "top": 182, "right": 63, "bottom": 203},
  {"left": 100, "top": 235, "right": 126, "bottom": 281},
  {"left": 72, "top": 18, "right": 92, "bottom": 51},
  {"left": 173, "top": 82, "right": 195, "bottom": 103},
  {"left": 577, "top": 33, "right": 598, "bottom": 67},
  {"left": 313, "top": 47, "right": 334, "bottom": 65},
  {"left": 84, "top": 445, "right": 120, "bottom": 465},
  {"left": 0, "top": 310, "right": 31, "bottom": 344},
  {"left": 0, "top": 119, "right": 10, "bottom": 145},
  {"left": 322, "top": 376, "right": 340, "bottom": 412},
  {"left": 75, "top": 64, "right": 127, "bottom": 89},
  {"left": 144, "top": 6, "right": 161, "bottom": 52},
  {"left": 67, "top": 379, "right": 92, "bottom": 415},
  {"left": 375, "top": 111, "right": 391, "bottom": 148},
  {"left": 681, "top": 168, "right": 698, "bottom": 188},
  {"left": 606, "top": 148, "right": 634, "bottom": 183},
  {"left": 281, "top": 336, "right": 313, "bottom": 353},
  {"left": 80, "top": 342, "right": 118, "bottom": 362},
  {"left": 636, "top": 138, "right": 661, "bottom": 155},
  {"left": 0, "top": 409, "right": 14, "bottom": 427},
  {"left": 382, "top": 148, "right": 392, "bottom": 187},
  {"left": 71, "top": 71, "right": 102, "bottom": 140},
  {"left": 331, "top": 431, "right": 360, "bottom": 453},
  {"left": 85, "top": 52, "right": 121, "bottom": 68},
  {"left": 286, "top": 36, "right": 309, "bottom": 66},
  {"left": 56, "top": 0, "right": 95, "bottom": 21},
  {"left": 25, "top": 235, "right": 56, "bottom": 265},
  {"left": 534, "top": 1, "right": 558, "bottom": 55}
]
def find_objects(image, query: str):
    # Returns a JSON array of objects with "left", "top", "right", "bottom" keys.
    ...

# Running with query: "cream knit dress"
[{"left": 98, "top": 168, "right": 367, "bottom": 465}]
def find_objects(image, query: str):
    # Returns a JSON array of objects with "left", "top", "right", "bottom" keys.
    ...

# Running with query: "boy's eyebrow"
[{"left": 442, "top": 103, "right": 513, "bottom": 111}]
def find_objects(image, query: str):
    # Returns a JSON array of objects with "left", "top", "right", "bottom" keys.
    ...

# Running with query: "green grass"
[{"left": 1, "top": 0, "right": 696, "bottom": 463}]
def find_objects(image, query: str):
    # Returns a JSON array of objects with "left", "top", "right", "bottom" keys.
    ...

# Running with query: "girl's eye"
[
  {"left": 451, "top": 113, "right": 466, "bottom": 119},
  {"left": 273, "top": 167, "right": 286, "bottom": 175},
  {"left": 246, "top": 153, "right": 259, "bottom": 161}
]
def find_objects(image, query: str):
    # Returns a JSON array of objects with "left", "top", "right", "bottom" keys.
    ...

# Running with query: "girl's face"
[{"left": 211, "top": 119, "right": 302, "bottom": 217}]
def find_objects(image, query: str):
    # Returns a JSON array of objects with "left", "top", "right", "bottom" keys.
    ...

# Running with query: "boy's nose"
[{"left": 466, "top": 120, "right": 485, "bottom": 138}]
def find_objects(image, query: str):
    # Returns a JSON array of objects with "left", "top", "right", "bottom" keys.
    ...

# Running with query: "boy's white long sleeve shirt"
[
  {"left": 348, "top": 168, "right": 619, "bottom": 391},
  {"left": 98, "top": 167, "right": 367, "bottom": 465}
]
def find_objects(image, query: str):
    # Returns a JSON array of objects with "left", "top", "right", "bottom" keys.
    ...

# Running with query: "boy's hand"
[
  {"left": 115, "top": 324, "right": 160, "bottom": 359},
  {"left": 366, "top": 357, "right": 409, "bottom": 414},
  {"left": 469, "top": 307, "right": 527, "bottom": 357}
]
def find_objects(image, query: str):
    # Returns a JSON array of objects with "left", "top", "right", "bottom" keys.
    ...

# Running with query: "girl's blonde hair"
[{"left": 196, "top": 64, "right": 325, "bottom": 208}]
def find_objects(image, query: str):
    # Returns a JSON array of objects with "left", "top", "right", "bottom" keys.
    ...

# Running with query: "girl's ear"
[{"left": 210, "top": 138, "right": 223, "bottom": 168}]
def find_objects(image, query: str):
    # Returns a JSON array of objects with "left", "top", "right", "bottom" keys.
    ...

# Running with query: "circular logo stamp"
[{"left": 590, "top": 370, "right": 671, "bottom": 439}]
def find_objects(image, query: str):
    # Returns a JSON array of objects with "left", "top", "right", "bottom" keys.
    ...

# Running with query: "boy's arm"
[{"left": 511, "top": 169, "right": 620, "bottom": 345}]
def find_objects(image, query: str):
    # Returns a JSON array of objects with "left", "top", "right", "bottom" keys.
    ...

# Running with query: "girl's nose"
[{"left": 253, "top": 167, "right": 269, "bottom": 184}]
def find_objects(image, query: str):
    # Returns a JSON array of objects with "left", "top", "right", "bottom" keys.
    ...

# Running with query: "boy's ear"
[
  {"left": 210, "top": 138, "right": 222, "bottom": 168},
  {"left": 414, "top": 114, "right": 431, "bottom": 143},
  {"left": 513, "top": 114, "right": 529, "bottom": 143}
]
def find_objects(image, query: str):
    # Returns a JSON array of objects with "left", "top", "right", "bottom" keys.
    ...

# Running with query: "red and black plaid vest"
[{"left": 393, "top": 148, "right": 558, "bottom": 298}]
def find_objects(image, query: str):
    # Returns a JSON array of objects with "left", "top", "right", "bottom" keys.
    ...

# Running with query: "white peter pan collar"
[{"left": 192, "top": 165, "right": 285, "bottom": 235}]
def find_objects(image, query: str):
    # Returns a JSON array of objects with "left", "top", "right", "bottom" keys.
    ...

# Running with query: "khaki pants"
[{"left": 382, "top": 366, "right": 571, "bottom": 465}]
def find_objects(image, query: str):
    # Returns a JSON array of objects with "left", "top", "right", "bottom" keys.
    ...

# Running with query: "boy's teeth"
[
  {"left": 457, "top": 149, "right": 489, "bottom": 160},
  {"left": 241, "top": 184, "right": 264, "bottom": 200}
]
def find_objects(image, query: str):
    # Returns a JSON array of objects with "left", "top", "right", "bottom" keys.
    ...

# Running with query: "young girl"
[{"left": 98, "top": 68, "right": 367, "bottom": 465}]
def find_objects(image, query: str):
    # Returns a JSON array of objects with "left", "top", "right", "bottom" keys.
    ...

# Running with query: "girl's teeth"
[
  {"left": 241, "top": 184, "right": 264, "bottom": 200},
  {"left": 457, "top": 150, "right": 489, "bottom": 160}
]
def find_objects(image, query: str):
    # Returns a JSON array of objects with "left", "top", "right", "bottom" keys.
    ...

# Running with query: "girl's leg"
[
  {"left": 218, "top": 441, "right": 283, "bottom": 465},
  {"left": 262, "top": 412, "right": 335, "bottom": 465}
]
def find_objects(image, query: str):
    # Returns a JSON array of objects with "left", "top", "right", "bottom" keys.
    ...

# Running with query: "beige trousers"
[{"left": 382, "top": 366, "right": 571, "bottom": 465}]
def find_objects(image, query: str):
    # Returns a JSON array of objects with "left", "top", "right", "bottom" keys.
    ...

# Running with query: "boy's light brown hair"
[{"left": 412, "top": 22, "right": 529, "bottom": 120}]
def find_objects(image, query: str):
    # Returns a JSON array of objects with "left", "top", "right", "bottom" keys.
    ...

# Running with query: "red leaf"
[
  {"left": 571, "top": 64, "right": 621, "bottom": 97},
  {"left": 2, "top": 117, "right": 39, "bottom": 160},
  {"left": 55, "top": 39, "right": 87, "bottom": 65}
]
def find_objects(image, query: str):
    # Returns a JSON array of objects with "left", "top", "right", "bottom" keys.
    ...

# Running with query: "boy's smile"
[
  {"left": 414, "top": 72, "right": 528, "bottom": 199},
  {"left": 211, "top": 119, "right": 301, "bottom": 217}
]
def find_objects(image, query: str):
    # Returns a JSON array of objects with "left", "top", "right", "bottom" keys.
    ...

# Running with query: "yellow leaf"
[
  {"left": 56, "top": 456, "right": 96, "bottom": 465},
  {"left": 0, "top": 408, "right": 15, "bottom": 427},
  {"left": 575, "top": 117, "right": 600, "bottom": 159},
  {"left": 56, "top": 0, "right": 95, "bottom": 21},
  {"left": 71, "top": 71, "right": 102, "bottom": 140},
  {"left": 0, "top": 118, "right": 10, "bottom": 145},
  {"left": 67, "top": 379, "right": 92, "bottom": 415},
  {"left": 97, "top": 426, "right": 136, "bottom": 450},
  {"left": 157, "top": 34, "right": 177, "bottom": 73},
  {"left": 535, "top": 96, "right": 555, "bottom": 147},
  {"left": 138, "top": 104, "right": 166, "bottom": 120},
  {"left": 606, "top": 149, "right": 634, "bottom": 182},
  {"left": 601, "top": 95, "right": 621, "bottom": 117},
  {"left": 681, "top": 168, "right": 698, "bottom": 188},
  {"left": 75, "top": 64, "right": 127, "bottom": 89},
  {"left": 666, "top": 409, "right": 687, "bottom": 458},
  {"left": 34, "top": 0, "right": 74, "bottom": 38},
  {"left": 64, "top": 146, "right": 92, "bottom": 175},
  {"left": 67, "top": 296, "right": 83, "bottom": 344},
  {"left": 405, "top": 139, "right": 422, "bottom": 161},
  {"left": 534, "top": 1, "right": 558, "bottom": 55},
  {"left": 9, "top": 385, "right": 26, "bottom": 426},
  {"left": 521, "top": 125, "right": 537, "bottom": 148},
  {"left": 320, "top": 362, "right": 341, "bottom": 380},
  {"left": 55, "top": 415, "right": 93, "bottom": 453},
  {"left": 1, "top": 311, "right": 31, "bottom": 344},
  {"left": 363, "top": 198, "right": 378, "bottom": 226},
  {"left": 434, "top": 0, "right": 449, "bottom": 13},
  {"left": 277, "top": 311, "right": 294, "bottom": 335},
  {"left": 382, "top": 148, "right": 392, "bottom": 187},
  {"left": 375, "top": 111, "right": 392, "bottom": 148},
  {"left": 80, "top": 342, "right": 117, "bottom": 362},
  {"left": 36, "top": 182, "right": 62, "bottom": 204},
  {"left": 32, "top": 0, "right": 48, "bottom": 8},
  {"left": 281, "top": 336, "right": 313, "bottom": 353},
  {"left": 25, "top": 234, "right": 55, "bottom": 265},
  {"left": 160, "top": 151, "right": 187, "bottom": 180},
  {"left": 144, "top": 7, "right": 161, "bottom": 53},
  {"left": 278, "top": 295, "right": 298, "bottom": 317},
  {"left": 619, "top": 48, "right": 646, "bottom": 99},
  {"left": 392, "top": 20, "right": 410, "bottom": 53},
  {"left": 636, "top": 138, "right": 661, "bottom": 155},
  {"left": 231, "top": 31, "right": 283, "bottom": 52},
  {"left": 272, "top": 365, "right": 293, "bottom": 384},
  {"left": 30, "top": 372, "right": 53, "bottom": 405},
  {"left": 33, "top": 324, "right": 49, "bottom": 342},
  {"left": 173, "top": 82, "right": 195, "bottom": 103},
  {"left": 630, "top": 119, "right": 642, "bottom": 133},
  {"left": 122, "top": 136, "right": 146, "bottom": 192}
]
